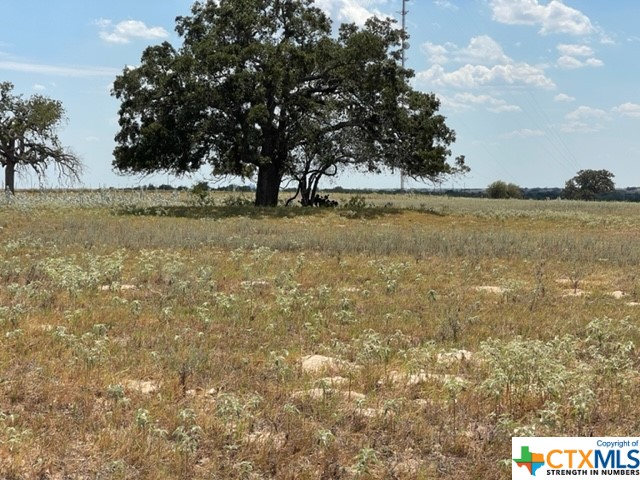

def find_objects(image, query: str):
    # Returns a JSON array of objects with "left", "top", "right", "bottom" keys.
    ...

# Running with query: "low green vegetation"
[
  {"left": 1, "top": 191, "right": 640, "bottom": 478},
  {"left": 486, "top": 180, "right": 523, "bottom": 199}
]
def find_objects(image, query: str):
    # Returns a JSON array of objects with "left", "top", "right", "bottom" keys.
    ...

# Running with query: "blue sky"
[{"left": 2, "top": 0, "right": 639, "bottom": 190}]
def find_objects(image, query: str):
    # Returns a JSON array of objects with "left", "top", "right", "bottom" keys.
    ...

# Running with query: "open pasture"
[{"left": 1, "top": 191, "right": 640, "bottom": 479}]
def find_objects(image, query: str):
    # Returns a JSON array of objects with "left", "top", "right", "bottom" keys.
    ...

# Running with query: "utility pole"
[{"left": 399, "top": 0, "right": 408, "bottom": 191}]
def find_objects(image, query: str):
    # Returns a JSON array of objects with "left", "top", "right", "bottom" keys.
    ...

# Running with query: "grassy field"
[{"left": 2, "top": 190, "right": 640, "bottom": 479}]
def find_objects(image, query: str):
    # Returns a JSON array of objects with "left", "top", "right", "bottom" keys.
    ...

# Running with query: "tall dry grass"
[{"left": 1, "top": 191, "right": 640, "bottom": 478}]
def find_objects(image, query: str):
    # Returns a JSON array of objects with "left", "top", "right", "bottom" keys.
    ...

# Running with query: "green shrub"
[
  {"left": 342, "top": 195, "right": 367, "bottom": 210},
  {"left": 486, "top": 180, "right": 523, "bottom": 199},
  {"left": 189, "top": 181, "right": 214, "bottom": 207}
]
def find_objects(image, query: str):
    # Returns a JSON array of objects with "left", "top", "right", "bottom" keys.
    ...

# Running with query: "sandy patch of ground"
[
  {"left": 99, "top": 284, "right": 137, "bottom": 291},
  {"left": 437, "top": 349, "right": 474, "bottom": 365},
  {"left": 473, "top": 286, "right": 508, "bottom": 294},
  {"left": 609, "top": 290, "right": 626, "bottom": 299},
  {"left": 300, "top": 354, "right": 356, "bottom": 374},
  {"left": 124, "top": 380, "right": 159, "bottom": 394},
  {"left": 562, "top": 289, "right": 587, "bottom": 297}
]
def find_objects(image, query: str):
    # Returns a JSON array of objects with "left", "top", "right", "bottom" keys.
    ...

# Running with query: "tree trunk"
[
  {"left": 4, "top": 159, "right": 15, "bottom": 194},
  {"left": 255, "top": 161, "right": 282, "bottom": 206},
  {"left": 299, "top": 177, "right": 311, "bottom": 206}
]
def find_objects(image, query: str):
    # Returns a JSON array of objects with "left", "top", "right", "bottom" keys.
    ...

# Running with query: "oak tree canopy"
[{"left": 112, "top": 0, "right": 466, "bottom": 206}]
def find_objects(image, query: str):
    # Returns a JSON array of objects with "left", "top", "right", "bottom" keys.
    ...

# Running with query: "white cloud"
[
  {"left": 434, "top": 0, "right": 459, "bottom": 11},
  {"left": 489, "top": 0, "right": 595, "bottom": 36},
  {"left": 613, "top": 103, "right": 640, "bottom": 118},
  {"left": 422, "top": 36, "right": 511, "bottom": 65},
  {"left": 502, "top": 128, "right": 545, "bottom": 138},
  {"left": 490, "top": 103, "right": 521, "bottom": 113},
  {"left": 422, "top": 42, "right": 451, "bottom": 64},
  {"left": 556, "top": 43, "right": 602, "bottom": 69},
  {"left": 0, "top": 60, "right": 119, "bottom": 77},
  {"left": 557, "top": 43, "right": 594, "bottom": 57},
  {"left": 461, "top": 35, "right": 512, "bottom": 65},
  {"left": 32, "top": 83, "right": 46, "bottom": 91},
  {"left": 554, "top": 93, "right": 575, "bottom": 102},
  {"left": 337, "top": 3, "right": 380, "bottom": 24},
  {"left": 94, "top": 18, "right": 111, "bottom": 29},
  {"left": 313, "top": 0, "right": 391, "bottom": 25},
  {"left": 556, "top": 55, "right": 582, "bottom": 69},
  {"left": 557, "top": 55, "right": 603, "bottom": 69},
  {"left": 418, "top": 35, "right": 553, "bottom": 89},
  {"left": 97, "top": 19, "right": 169, "bottom": 44},
  {"left": 566, "top": 106, "right": 609, "bottom": 121},
  {"left": 562, "top": 105, "right": 610, "bottom": 132},
  {"left": 585, "top": 58, "right": 603, "bottom": 67},
  {"left": 442, "top": 92, "right": 521, "bottom": 113},
  {"left": 599, "top": 34, "right": 615, "bottom": 45},
  {"left": 416, "top": 62, "right": 554, "bottom": 89}
]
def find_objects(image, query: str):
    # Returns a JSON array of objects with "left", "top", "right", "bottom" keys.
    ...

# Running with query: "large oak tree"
[
  {"left": 0, "top": 82, "right": 81, "bottom": 194},
  {"left": 112, "top": 0, "right": 466, "bottom": 206}
]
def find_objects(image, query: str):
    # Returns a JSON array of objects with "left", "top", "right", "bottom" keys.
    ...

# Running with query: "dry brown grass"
[{"left": 1, "top": 191, "right": 640, "bottom": 478}]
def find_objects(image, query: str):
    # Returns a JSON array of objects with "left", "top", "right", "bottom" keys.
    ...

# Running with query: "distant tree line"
[
  {"left": 480, "top": 170, "right": 623, "bottom": 201},
  {"left": 121, "top": 185, "right": 640, "bottom": 202},
  {"left": 123, "top": 183, "right": 255, "bottom": 192},
  {"left": 119, "top": 169, "right": 640, "bottom": 202}
]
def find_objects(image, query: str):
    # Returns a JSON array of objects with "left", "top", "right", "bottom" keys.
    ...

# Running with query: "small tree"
[
  {"left": 0, "top": 82, "right": 82, "bottom": 193},
  {"left": 486, "top": 180, "right": 522, "bottom": 199},
  {"left": 563, "top": 169, "right": 614, "bottom": 200}
]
